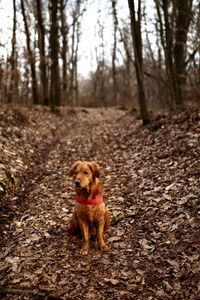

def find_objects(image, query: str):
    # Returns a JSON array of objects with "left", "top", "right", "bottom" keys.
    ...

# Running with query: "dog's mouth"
[
  {"left": 75, "top": 181, "right": 86, "bottom": 190},
  {"left": 76, "top": 186, "right": 88, "bottom": 193},
  {"left": 75, "top": 181, "right": 90, "bottom": 193},
  {"left": 75, "top": 185, "right": 83, "bottom": 190}
]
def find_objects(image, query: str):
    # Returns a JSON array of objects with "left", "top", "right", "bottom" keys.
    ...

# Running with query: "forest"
[
  {"left": 0, "top": 0, "right": 199, "bottom": 118},
  {"left": 0, "top": 0, "right": 200, "bottom": 299}
]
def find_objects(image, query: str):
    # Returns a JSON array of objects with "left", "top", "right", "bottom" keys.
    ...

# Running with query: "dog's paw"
[
  {"left": 80, "top": 248, "right": 89, "bottom": 255},
  {"left": 80, "top": 243, "right": 89, "bottom": 255},
  {"left": 100, "top": 243, "right": 109, "bottom": 252}
]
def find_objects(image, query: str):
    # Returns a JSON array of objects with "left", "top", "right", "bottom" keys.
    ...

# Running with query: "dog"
[{"left": 68, "top": 161, "right": 110, "bottom": 255}]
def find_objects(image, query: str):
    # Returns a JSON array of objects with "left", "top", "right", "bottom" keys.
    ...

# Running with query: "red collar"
[{"left": 75, "top": 195, "right": 103, "bottom": 205}]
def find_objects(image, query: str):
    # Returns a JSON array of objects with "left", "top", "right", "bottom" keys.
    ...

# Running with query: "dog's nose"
[{"left": 75, "top": 180, "right": 81, "bottom": 188}]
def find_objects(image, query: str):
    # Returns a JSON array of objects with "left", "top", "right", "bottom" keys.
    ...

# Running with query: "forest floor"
[{"left": 0, "top": 104, "right": 200, "bottom": 300}]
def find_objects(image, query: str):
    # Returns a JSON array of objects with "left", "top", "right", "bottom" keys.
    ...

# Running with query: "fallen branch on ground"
[{"left": 0, "top": 286, "right": 47, "bottom": 297}]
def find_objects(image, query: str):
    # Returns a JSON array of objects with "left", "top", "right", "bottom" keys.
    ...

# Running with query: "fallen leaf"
[
  {"left": 51, "top": 273, "right": 58, "bottom": 283},
  {"left": 104, "top": 278, "right": 121, "bottom": 286}
]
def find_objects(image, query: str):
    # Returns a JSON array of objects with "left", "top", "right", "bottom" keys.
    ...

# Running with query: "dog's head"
[{"left": 69, "top": 161, "right": 100, "bottom": 190}]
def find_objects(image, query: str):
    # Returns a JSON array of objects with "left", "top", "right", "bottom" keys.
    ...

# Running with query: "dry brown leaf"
[{"left": 104, "top": 278, "right": 121, "bottom": 285}]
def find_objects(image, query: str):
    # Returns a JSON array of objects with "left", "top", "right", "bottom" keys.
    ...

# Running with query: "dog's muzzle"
[{"left": 75, "top": 180, "right": 81, "bottom": 188}]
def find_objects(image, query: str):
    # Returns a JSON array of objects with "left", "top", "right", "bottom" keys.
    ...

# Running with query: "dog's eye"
[{"left": 84, "top": 171, "right": 88, "bottom": 175}]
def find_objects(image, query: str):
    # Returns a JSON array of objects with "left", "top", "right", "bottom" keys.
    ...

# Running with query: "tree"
[
  {"left": 21, "top": 0, "right": 38, "bottom": 105},
  {"left": 36, "top": 0, "right": 48, "bottom": 105},
  {"left": 69, "top": 0, "right": 83, "bottom": 105},
  {"left": 60, "top": 0, "right": 69, "bottom": 104},
  {"left": 154, "top": 0, "right": 193, "bottom": 110},
  {"left": 128, "top": 0, "right": 150, "bottom": 124},
  {"left": 8, "top": 0, "right": 18, "bottom": 103},
  {"left": 49, "top": 0, "right": 61, "bottom": 106},
  {"left": 111, "top": 0, "right": 118, "bottom": 101},
  {"left": 174, "top": 0, "right": 193, "bottom": 108}
]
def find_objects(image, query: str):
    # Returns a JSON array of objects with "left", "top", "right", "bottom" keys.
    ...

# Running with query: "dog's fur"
[{"left": 68, "top": 161, "right": 110, "bottom": 255}]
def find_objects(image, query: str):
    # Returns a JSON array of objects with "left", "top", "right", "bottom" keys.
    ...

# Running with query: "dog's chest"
[{"left": 76, "top": 204, "right": 103, "bottom": 224}]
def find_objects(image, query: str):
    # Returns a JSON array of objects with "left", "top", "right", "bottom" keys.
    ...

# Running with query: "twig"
[
  {"left": 110, "top": 213, "right": 136, "bottom": 226},
  {"left": 0, "top": 286, "right": 47, "bottom": 297}
]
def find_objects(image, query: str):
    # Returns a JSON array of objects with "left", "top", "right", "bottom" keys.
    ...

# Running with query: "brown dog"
[{"left": 68, "top": 161, "right": 110, "bottom": 255}]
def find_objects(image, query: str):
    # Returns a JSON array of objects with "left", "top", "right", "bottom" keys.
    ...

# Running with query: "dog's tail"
[{"left": 104, "top": 210, "right": 110, "bottom": 233}]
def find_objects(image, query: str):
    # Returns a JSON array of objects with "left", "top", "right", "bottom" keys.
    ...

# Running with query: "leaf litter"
[{"left": 0, "top": 105, "right": 200, "bottom": 299}]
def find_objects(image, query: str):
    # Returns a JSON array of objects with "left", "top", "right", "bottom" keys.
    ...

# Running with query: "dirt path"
[{"left": 0, "top": 107, "right": 200, "bottom": 299}]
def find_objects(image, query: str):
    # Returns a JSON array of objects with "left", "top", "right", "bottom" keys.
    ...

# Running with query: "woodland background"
[
  {"left": 0, "top": 0, "right": 199, "bottom": 121},
  {"left": 0, "top": 0, "right": 200, "bottom": 299}
]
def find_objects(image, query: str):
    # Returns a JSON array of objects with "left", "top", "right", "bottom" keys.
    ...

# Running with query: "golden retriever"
[{"left": 68, "top": 161, "right": 110, "bottom": 255}]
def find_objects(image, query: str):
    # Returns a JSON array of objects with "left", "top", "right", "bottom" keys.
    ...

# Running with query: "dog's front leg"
[
  {"left": 97, "top": 220, "right": 109, "bottom": 252},
  {"left": 79, "top": 220, "right": 90, "bottom": 255}
]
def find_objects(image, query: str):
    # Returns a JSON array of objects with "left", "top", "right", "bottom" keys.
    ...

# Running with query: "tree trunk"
[
  {"left": 69, "top": 10, "right": 76, "bottom": 105},
  {"left": 36, "top": 0, "right": 48, "bottom": 105},
  {"left": 174, "top": 0, "right": 193, "bottom": 109},
  {"left": 49, "top": 0, "right": 61, "bottom": 106},
  {"left": 9, "top": 0, "right": 18, "bottom": 103},
  {"left": 119, "top": 27, "right": 133, "bottom": 102},
  {"left": 162, "top": 0, "right": 178, "bottom": 109},
  {"left": 112, "top": 0, "right": 118, "bottom": 101},
  {"left": 21, "top": 0, "right": 38, "bottom": 105},
  {"left": 128, "top": 0, "right": 150, "bottom": 125},
  {"left": 60, "top": 0, "right": 69, "bottom": 104},
  {"left": 155, "top": 0, "right": 193, "bottom": 110},
  {"left": 154, "top": 0, "right": 176, "bottom": 109},
  {"left": 74, "top": 18, "right": 80, "bottom": 105},
  {"left": 69, "top": 0, "right": 81, "bottom": 105}
]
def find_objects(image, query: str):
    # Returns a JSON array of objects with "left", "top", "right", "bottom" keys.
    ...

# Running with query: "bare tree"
[
  {"left": 111, "top": 0, "right": 118, "bottom": 101},
  {"left": 1, "top": 0, "right": 198, "bottom": 109},
  {"left": 60, "top": 0, "right": 69, "bottom": 104},
  {"left": 128, "top": 0, "right": 150, "bottom": 124},
  {"left": 118, "top": 26, "right": 134, "bottom": 103},
  {"left": 36, "top": 0, "right": 48, "bottom": 105},
  {"left": 69, "top": 0, "right": 83, "bottom": 105},
  {"left": 49, "top": 0, "right": 61, "bottom": 106},
  {"left": 21, "top": 0, "right": 38, "bottom": 104},
  {"left": 174, "top": 0, "right": 193, "bottom": 108},
  {"left": 8, "top": 0, "right": 18, "bottom": 103},
  {"left": 154, "top": 0, "right": 193, "bottom": 110},
  {"left": 93, "top": 13, "right": 107, "bottom": 104}
]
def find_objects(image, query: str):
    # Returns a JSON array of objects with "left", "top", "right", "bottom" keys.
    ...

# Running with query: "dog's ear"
[
  {"left": 69, "top": 161, "right": 81, "bottom": 176},
  {"left": 89, "top": 161, "right": 100, "bottom": 178}
]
